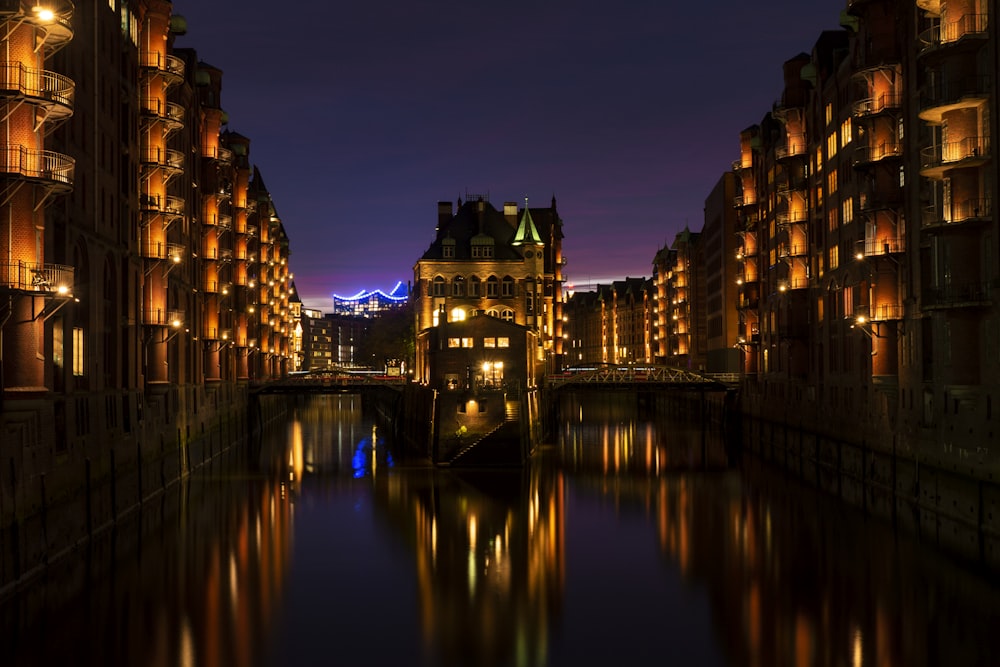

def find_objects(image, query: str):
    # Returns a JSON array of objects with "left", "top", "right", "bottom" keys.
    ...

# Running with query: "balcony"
[
  {"left": 918, "top": 76, "right": 991, "bottom": 123},
  {"left": 853, "top": 92, "right": 903, "bottom": 118},
  {"left": 0, "top": 62, "right": 74, "bottom": 121},
  {"left": 140, "top": 52, "right": 185, "bottom": 86},
  {"left": 141, "top": 146, "right": 184, "bottom": 175},
  {"left": 18, "top": 1, "right": 74, "bottom": 53},
  {"left": 0, "top": 260, "right": 73, "bottom": 294},
  {"left": 141, "top": 241, "right": 185, "bottom": 263},
  {"left": 141, "top": 194, "right": 184, "bottom": 217},
  {"left": 0, "top": 144, "right": 73, "bottom": 191},
  {"left": 922, "top": 281, "right": 991, "bottom": 309},
  {"left": 858, "top": 236, "right": 906, "bottom": 257},
  {"left": 774, "top": 135, "right": 806, "bottom": 160},
  {"left": 140, "top": 97, "right": 185, "bottom": 133},
  {"left": 870, "top": 303, "right": 903, "bottom": 321},
  {"left": 776, "top": 178, "right": 807, "bottom": 196},
  {"left": 919, "top": 137, "right": 990, "bottom": 178},
  {"left": 921, "top": 198, "right": 992, "bottom": 230},
  {"left": 778, "top": 244, "right": 808, "bottom": 260},
  {"left": 143, "top": 309, "right": 185, "bottom": 327},
  {"left": 776, "top": 209, "right": 807, "bottom": 226},
  {"left": 202, "top": 145, "right": 234, "bottom": 163},
  {"left": 919, "top": 14, "right": 989, "bottom": 56},
  {"left": 853, "top": 141, "right": 902, "bottom": 167},
  {"left": 859, "top": 188, "right": 903, "bottom": 213}
]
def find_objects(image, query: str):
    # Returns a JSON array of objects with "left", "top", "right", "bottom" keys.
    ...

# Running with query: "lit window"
[
  {"left": 498, "top": 337, "right": 510, "bottom": 348},
  {"left": 450, "top": 307, "right": 466, "bottom": 322},
  {"left": 842, "top": 197, "right": 854, "bottom": 225},
  {"left": 840, "top": 118, "right": 852, "bottom": 146},
  {"left": 829, "top": 209, "right": 839, "bottom": 231},
  {"left": 73, "top": 327, "right": 84, "bottom": 376},
  {"left": 827, "top": 170, "right": 837, "bottom": 195},
  {"left": 483, "top": 337, "right": 496, "bottom": 348},
  {"left": 827, "top": 132, "right": 837, "bottom": 159},
  {"left": 448, "top": 338, "right": 460, "bottom": 348},
  {"left": 829, "top": 245, "right": 839, "bottom": 270},
  {"left": 461, "top": 338, "right": 474, "bottom": 348},
  {"left": 501, "top": 309, "right": 514, "bottom": 322},
  {"left": 825, "top": 102, "right": 833, "bottom": 126}
]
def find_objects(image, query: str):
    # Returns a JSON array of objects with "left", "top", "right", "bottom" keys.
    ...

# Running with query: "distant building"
[
  {"left": 564, "top": 278, "right": 654, "bottom": 366},
  {"left": 332, "top": 281, "right": 409, "bottom": 318},
  {"left": 653, "top": 228, "right": 706, "bottom": 371},
  {"left": 412, "top": 195, "right": 566, "bottom": 380}
]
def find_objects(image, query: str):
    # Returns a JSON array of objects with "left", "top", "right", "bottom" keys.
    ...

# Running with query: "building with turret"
[{"left": 412, "top": 195, "right": 565, "bottom": 380}]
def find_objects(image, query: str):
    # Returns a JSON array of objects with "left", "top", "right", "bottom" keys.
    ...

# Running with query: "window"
[
  {"left": 449, "top": 307, "right": 466, "bottom": 322},
  {"left": 501, "top": 309, "right": 515, "bottom": 322},
  {"left": 501, "top": 276, "right": 514, "bottom": 297},
  {"left": 442, "top": 244, "right": 455, "bottom": 259},
  {"left": 469, "top": 276, "right": 481, "bottom": 297},
  {"left": 825, "top": 102, "right": 833, "bottom": 126},
  {"left": 827, "top": 132, "right": 837, "bottom": 159},
  {"left": 448, "top": 337, "right": 460, "bottom": 348},
  {"left": 73, "top": 327, "right": 84, "bottom": 376},
  {"left": 432, "top": 276, "right": 445, "bottom": 296},
  {"left": 497, "top": 337, "right": 510, "bottom": 348},
  {"left": 452, "top": 276, "right": 464, "bottom": 296},
  {"left": 461, "top": 338, "right": 474, "bottom": 348},
  {"left": 840, "top": 118, "right": 852, "bottom": 146},
  {"left": 483, "top": 337, "right": 496, "bottom": 348},
  {"left": 829, "top": 209, "right": 839, "bottom": 231},
  {"left": 527, "top": 291, "right": 534, "bottom": 313},
  {"left": 842, "top": 197, "right": 853, "bottom": 225},
  {"left": 486, "top": 276, "right": 498, "bottom": 297},
  {"left": 829, "top": 245, "right": 839, "bottom": 270},
  {"left": 827, "top": 169, "right": 838, "bottom": 195}
]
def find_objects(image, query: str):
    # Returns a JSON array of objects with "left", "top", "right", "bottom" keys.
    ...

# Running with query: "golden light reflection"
[{"left": 852, "top": 627, "right": 864, "bottom": 667}]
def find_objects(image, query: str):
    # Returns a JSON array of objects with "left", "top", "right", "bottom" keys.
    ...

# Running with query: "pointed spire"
[{"left": 512, "top": 196, "right": 543, "bottom": 246}]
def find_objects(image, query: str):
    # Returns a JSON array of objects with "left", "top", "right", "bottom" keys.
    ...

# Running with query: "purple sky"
[{"left": 171, "top": 0, "right": 844, "bottom": 311}]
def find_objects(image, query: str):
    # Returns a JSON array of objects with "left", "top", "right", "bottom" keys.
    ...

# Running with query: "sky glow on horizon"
[{"left": 172, "top": 0, "right": 843, "bottom": 312}]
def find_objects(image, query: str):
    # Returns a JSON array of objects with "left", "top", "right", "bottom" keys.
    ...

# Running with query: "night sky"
[{"left": 171, "top": 0, "right": 843, "bottom": 311}]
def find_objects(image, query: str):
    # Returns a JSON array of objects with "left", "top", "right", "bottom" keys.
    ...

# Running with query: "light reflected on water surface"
[{"left": 1, "top": 393, "right": 998, "bottom": 666}]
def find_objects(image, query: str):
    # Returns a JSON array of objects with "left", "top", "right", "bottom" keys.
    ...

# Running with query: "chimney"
[
  {"left": 437, "top": 201, "right": 453, "bottom": 233},
  {"left": 503, "top": 201, "right": 518, "bottom": 225}
]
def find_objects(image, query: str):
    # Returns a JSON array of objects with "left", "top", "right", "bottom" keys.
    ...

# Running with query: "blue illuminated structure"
[{"left": 332, "top": 281, "right": 409, "bottom": 318}]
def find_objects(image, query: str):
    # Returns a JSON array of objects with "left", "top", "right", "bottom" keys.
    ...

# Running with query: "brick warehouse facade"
[{"left": 0, "top": 1, "right": 295, "bottom": 590}]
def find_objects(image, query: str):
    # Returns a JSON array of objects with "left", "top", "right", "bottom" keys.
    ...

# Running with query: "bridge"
[
  {"left": 546, "top": 364, "right": 737, "bottom": 391},
  {"left": 251, "top": 370, "right": 406, "bottom": 395}
]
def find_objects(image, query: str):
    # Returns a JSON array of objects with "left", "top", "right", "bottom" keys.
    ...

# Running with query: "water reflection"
[{"left": 1, "top": 394, "right": 998, "bottom": 667}]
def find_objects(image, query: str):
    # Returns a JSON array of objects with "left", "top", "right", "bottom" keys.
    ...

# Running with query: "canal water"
[{"left": 2, "top": 393, "right": 999, "bottom": 666}]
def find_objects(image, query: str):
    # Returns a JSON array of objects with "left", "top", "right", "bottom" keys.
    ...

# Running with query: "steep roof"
[{"left": 511, "top": 200, "right": 543, "bottom": 246}]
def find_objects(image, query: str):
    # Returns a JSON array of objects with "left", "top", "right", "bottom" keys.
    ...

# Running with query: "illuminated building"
[
  {"left": 332, "top": 281, "right": 408, "bottom": 318},
  {"left": 563, "top": 278, "right": 654, "bottom": 365},
  {"left": 724, "top": 1, "right": 1000, "bottom": 491},
  {"left": 653, "top": 228, "right": 706, "bottom": 370},
  {"left": 412, "top": 194, "right": 566, "bottom": 378},
  {"left": 0, "top": 1, "right": 297, "bottom": 588}
]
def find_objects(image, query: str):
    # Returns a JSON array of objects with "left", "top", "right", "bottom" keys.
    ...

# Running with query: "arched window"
[
  {"left": 486, "top": 309, "right": 499, "bottom": 318},
  {"left": 432, "top": 276, "right": 445, "bottom": 296},
  {"left": 452, "top": 275, "right": 465, "bottom": 296},
  {"left": 486, "top": 275, "right": 499, "bottom": 298},
  {"left": 469, "top": 275, "right": 481, "bottom": 297},
  {"left": 501, "top": 276, "right": 514, "bottom": 297},
  {"left": 501, "top": 309, "right": 515, "bottom": 322},
  {"left": 449, "top": 307, "right": 467, "bottom": 322}
]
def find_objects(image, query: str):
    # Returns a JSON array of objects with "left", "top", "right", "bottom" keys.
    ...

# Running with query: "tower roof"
[{"left": 511, "top": 199, "right": 543, "bottom": 246}]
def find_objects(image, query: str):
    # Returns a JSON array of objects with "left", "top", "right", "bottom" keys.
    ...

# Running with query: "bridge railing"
[{"left": 547, "top": 364, "right": 734, "bottom": 388}]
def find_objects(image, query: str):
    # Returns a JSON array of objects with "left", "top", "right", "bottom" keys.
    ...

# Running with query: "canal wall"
[
  {"left": 0, "top": 382, "right": 286, "bottom": 598},
  {"left": 738, "top": 394, "right": 1000, "bottom": 570}
]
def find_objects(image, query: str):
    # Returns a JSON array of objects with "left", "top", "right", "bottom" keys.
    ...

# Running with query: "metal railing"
[
  {"left": 774, "top": 134, "right": 806, "bottom": 159},
  {"left": 921, "top": 137, "right": 990, "bottom": 170},
  {"left": 853, "top": 92, "right": 902, "bottom": 117},
  {"left": 140, "top": 52, "right": 185, "bottom": 80},
  {"left": 854, "top": 141, "right": 902, "bottom": 165},
  {"left": 860, "top": 236, "right": 906, "bottom": 256},
  {"left": 920, "top": 75, "right": 991, "bottom": 112},
  {"left": 919, "top": 14, "right": 989, "bottom": 51},
  {"left": 0, "top": 260, "right": 73, "bottom": 293},
  {"left": 0, "top": 62, "right": 74, "bottom": 110},
  {"left": 0, "top": 144, "right": 74, "bottom": 185},
  {"left": 141, "top": 147, "right": 184, "bottom": 170},
  {"left": 143, "top": 309, "right": 185, "bottom": 327},
  {"left": 923, "top": 282, "right": 991, "bottom": 307}
]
